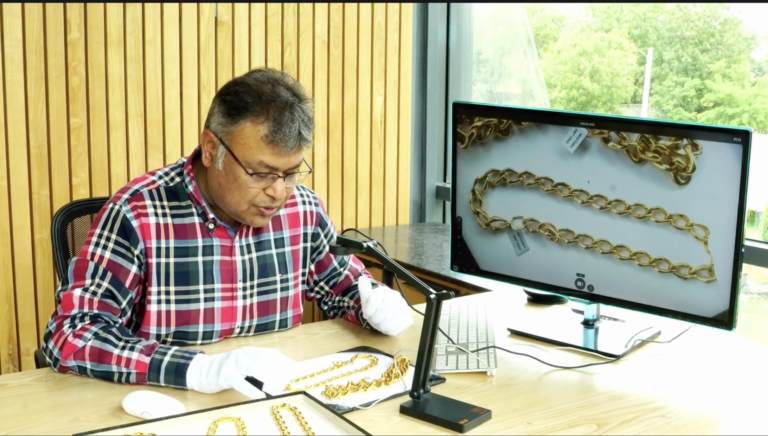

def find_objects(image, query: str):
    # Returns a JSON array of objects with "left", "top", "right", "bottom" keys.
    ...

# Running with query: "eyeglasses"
[{"left": 211, "top": 130, "right": 313, "bottom": 189}]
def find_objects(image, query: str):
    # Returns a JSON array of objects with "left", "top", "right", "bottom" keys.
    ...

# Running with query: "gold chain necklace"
[
  {"left": 207, "top": 417, "right": 247, "bottom": 435},
  {"left": 321, "top": 355, "right": 410, "bottom": 400},
  {"left": 284, "top": 354, "right": 379, "bottom": 393},
  {"left": 456, "top": 116, "right": 702, "bottom": 186},
  {"left": 284, "top": 353, "right": 410, "bottom": 400},
  {"left": 271, "top": 404, "right": 315, "bottom": 436},
  {"left": 469, "top": 168, "right": 716, "bottom": 283}
]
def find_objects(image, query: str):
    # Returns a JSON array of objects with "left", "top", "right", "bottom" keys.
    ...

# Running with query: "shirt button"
[
  {"left": 207, "top": 222, "right": 215, "bottom": 230},
  {"left": 234, "top": 326, "right": 241, "bottom": 334}
]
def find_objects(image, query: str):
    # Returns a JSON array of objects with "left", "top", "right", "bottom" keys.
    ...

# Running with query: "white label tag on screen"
[
  {"left": 508, "top": 229, "right": 530, "bottom": 256},
  {"left": 562, "top": 127, "right": 588, "bottom": 153}
]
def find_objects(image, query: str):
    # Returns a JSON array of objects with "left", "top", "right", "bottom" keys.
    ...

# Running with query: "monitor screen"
[{"left": 450, "top": 102, "right": 752, "bottom": 330}]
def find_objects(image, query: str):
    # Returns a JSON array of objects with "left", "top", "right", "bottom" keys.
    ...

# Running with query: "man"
[{"left": 42, "top": 68, "right": 413, "bottom": 399}]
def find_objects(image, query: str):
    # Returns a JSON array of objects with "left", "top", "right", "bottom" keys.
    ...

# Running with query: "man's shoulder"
[
  {"left": 110, "top": 159, "right": 190, "bottom": 212},
  {"left": 291, "top": 184, "right": 323, "bottom": 210}
]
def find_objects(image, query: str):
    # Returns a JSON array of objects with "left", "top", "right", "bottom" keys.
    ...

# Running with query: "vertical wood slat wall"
[{"left": 0, "top": 3, "right": 414, "bottom": 374}]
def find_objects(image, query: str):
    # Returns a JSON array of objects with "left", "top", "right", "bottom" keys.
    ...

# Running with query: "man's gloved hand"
[
  {"left": 186, "top": 347, "right": 297, "bottom": 399},
  {"left": 358, "top": 275, "right": 414, "bottom": 336}
]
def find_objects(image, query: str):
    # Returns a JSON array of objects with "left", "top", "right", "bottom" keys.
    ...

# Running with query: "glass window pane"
[
  {"left": 452, "top": 3, "right": 768, "bottom": 242},
  {"left": 737, "top": 264, "right": 768, "bottom": 345}
]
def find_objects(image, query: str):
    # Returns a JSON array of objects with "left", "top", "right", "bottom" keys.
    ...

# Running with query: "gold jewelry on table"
[
  {"left": 321, "top": 355, "right": 411, "bottom": 400},
  {"left": 469, "top": 168, "right": 716, "bottom": 283},
  {"left": 284, "top": 354, "right": 379, "bottom": 393},
  {"left": 456, "top": 116, "right": 702, "bottom": 186},
  {"left": 207, "top": 416, "right": 247, "bottom": 435},
  {"left": 271, "top": 403, "right": 315, "bottom": 436}
]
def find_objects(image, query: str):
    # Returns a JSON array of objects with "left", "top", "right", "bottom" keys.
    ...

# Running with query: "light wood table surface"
[{"left": 2, "top": 290, "right": 767, "bottom": 435}]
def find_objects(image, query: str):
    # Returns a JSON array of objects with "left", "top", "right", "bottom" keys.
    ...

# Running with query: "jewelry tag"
[
  {"left": 562, "top": 127, "right": 588, "bottom": 153},
  {"left": 508, "top": 229, "right": 530, "bottom": 256}
]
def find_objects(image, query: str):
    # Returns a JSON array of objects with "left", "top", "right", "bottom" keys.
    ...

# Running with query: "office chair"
[{"left": 34, "top": 196, "right": 110, "bottom": 370}]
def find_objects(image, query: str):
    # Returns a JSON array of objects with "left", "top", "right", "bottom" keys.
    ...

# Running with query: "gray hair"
[{"left": 204, "top": 68, "right": 314, "bottom": 162}]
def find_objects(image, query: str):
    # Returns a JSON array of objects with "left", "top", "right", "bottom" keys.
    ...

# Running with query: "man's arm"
[
  {"left": 42, "top": 201, "right": 200, "bottom": 388},
  {"left": 304, "top": 197, "right": 380, "bottom": 324}
]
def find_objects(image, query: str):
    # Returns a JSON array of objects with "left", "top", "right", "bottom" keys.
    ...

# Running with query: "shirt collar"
[{"left": 182, "top": 145, "right": 218, "bottom": 225}]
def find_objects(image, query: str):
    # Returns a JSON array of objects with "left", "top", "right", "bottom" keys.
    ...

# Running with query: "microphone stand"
[{"left": 330, "top": 235, "right": 492, "bottom": 433}]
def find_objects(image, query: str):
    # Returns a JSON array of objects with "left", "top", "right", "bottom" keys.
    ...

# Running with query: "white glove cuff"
[{"left": 186, "top": 353, "right": 210, "bottom": 390}]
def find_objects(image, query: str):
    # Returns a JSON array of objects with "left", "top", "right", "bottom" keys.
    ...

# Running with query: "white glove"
[
  {"left": 358, "top": 275, "right": 414, "bottom": 336},
  {"left": 186, "top": 347, "right": 297, "bottom": 399}
]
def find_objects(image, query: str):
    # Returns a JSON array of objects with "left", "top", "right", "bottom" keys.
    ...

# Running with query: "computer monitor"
[{"left": 449, "top": 101, "right": 752, "bottom": 357}]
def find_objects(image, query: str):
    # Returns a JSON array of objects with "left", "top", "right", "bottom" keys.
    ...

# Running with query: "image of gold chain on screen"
[
  {"left": 456, "top": 116, "right": 703, "bottom": 186},
  {"left": 469, "top": 168, "right": 716, "bottom": 283}
]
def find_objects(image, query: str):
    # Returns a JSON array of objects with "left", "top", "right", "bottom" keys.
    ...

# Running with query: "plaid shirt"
[{"left": 42, "top": 147, "right": 374, "bottom": 388}]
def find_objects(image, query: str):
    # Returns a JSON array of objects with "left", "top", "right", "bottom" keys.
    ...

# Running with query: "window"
[{"left": 428, "top": 2, "right": 768, "bottom": 342}]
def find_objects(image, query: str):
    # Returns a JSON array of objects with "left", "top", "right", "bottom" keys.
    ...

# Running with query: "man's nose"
[{"left": 264, "top": 176, "right": 287, "bottom": 199}]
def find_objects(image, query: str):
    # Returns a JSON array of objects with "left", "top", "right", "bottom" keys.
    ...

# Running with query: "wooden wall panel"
[
  {"left": 342, "top": 4, "right": 358, "bottom": 232},
  {"left": 0, "top": 3, "right": 20, "bottom": 376},
  {"left": 106, "top": 3, "right": 128, "bottom": 192},
  {"left": 357, "top": 4, "right": 373, "bottom": 230},
  {"left": 145, "top": 3, "right": 165, "bottom": 172},
  {"left": 250, "top": 4, "right": 266, "bottom": 69},
  {"left": 233, "top": 3, "right": 250, "bottom": 77},
  {"left": 384, "top": 4, "right": 400, "bottom": 227},
  {"left": 370, "top": 4, "right": 387, "bottom": 229},
  {"left": 313, "top": 4, "right": 328, "bottom": 205},
  {"left": 298, "top": 3, "right": 314, "bottom": 191},
  {"left": 181, "top": 4, "right": 199, "bottom": 156},
  {"left": 67, "top": 4, "right": 91, "bottom": 200},
  {"left": 3, "top": 3, "right": 37, "bottom": 373},
  {"left": 163, "top": 4, "right": 182, "bottom": 165},
  {"left": 126, "top": 4, "right": 146, "bottom": 180},
  {"left": 25, "top": 3, "right": 56, "bottom": 349},
  {"left": 327, "top": 4, "right": 343, "bottom": 228},
  {"left": 0, "top": 3, "right": 414, "bottom": 373},
  {"left": 86, "top": 3, "right": 110, "bottom": 198}
]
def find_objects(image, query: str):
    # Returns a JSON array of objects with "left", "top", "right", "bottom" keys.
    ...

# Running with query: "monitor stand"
[{"left": 507, "top": 297, "right": 661, "bottom": 358}]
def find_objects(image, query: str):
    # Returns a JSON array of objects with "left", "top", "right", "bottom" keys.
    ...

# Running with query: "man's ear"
[{"left": 199, "top": 129, "right": 219, "bottom": 169}]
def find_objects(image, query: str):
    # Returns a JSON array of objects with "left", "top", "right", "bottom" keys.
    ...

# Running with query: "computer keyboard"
[{"left": 431, "top": 301, "right": 498, "bottom": 374}]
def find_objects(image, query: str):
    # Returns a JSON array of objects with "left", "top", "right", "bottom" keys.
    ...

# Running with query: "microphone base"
[{"left": 400, "top": 392, "right": 492, "bottom": 434}]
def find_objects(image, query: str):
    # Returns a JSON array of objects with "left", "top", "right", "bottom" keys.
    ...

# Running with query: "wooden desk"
[{"left": 2, "top": 290, "right": 767, "bottom": 435}]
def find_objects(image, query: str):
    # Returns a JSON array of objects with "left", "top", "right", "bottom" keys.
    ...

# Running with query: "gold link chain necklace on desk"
[
  {"left": 271, "top": 404, "right": 315, "bottom": 436},
  {"left": 456, "top": 116, "right": 703, "bottom": 186},
  {"left": 284, "top": 354, "right": 410, "bottom": 400},
  {"left": 469, "top": 168, "right": 716, "bottom": 283}
]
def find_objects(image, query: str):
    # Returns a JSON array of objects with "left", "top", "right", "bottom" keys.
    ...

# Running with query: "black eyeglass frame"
[{"left": 210, "top": 130, "right": 313, "bottom": 188}]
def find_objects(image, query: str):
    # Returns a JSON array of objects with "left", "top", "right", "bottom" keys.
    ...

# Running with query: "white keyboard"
[{"left": 431, "top": 302, "right": 498, "bottom": 374}]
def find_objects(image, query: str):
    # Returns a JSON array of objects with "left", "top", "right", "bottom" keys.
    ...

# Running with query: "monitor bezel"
[{"left": 449, "top": 101, "right": 753, "bottom": 330}]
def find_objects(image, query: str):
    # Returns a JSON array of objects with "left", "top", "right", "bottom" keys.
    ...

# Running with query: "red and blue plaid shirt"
[{"left": 42, "top": 147, "right": 374, "bottom": 388}]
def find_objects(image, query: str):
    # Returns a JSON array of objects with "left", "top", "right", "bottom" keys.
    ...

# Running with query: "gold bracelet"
[
  {"left": 272, "top": 403, "right": 315, "bottom": 436},
  {"left": 207, "top": 416, "right": 247, "bottom": 436}
]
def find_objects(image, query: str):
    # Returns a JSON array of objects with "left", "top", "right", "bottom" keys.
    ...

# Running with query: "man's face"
[{"left": 198, "top": 120, "right": 305, "bottom": 229}]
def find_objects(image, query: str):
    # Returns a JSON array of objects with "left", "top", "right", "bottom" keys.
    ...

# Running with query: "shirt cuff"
[{"left": 147, "top": 344, "right": 202, "bottom": 389}]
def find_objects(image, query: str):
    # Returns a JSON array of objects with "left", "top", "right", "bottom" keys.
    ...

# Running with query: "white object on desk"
[{"left": 121, "top": 390, "right": 186, "bottom": 420}]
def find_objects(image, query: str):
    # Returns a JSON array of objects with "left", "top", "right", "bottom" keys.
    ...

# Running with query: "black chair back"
[
  {"left": 36, "top": 196, "right": 109, "bottom": 369},
  {"left": 51, "top": 197, "right": 110, "bottom": 288}
]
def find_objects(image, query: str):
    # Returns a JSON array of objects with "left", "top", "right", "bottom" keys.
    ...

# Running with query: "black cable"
[
  {"left": 341, "top": 228, "right": 457, "bottom": 345},
  {"left": 471, "top": 324, "right": 693, "bottom": 370}
]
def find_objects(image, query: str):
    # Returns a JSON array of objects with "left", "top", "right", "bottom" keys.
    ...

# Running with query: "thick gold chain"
[
  {"left": 207, "top": 417, "right": 247, "bottom": 435},
  {"left": 469, "top": 168, "right": 716, "bottom": 283},
  {"left": 284, "top": 354, "right": 379, "bottom": 393},
  {"left": 321, "top": 355, "right": 410, "bottom": 400},
  {"left": 271, "top": 403, "right": 315, "bottom": 436},
  {"left": 457, "top": 116, "right": 702, "bottom": 186},
  {"left": 284, "top": 353, "right": 410, "bottom": 400}
]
